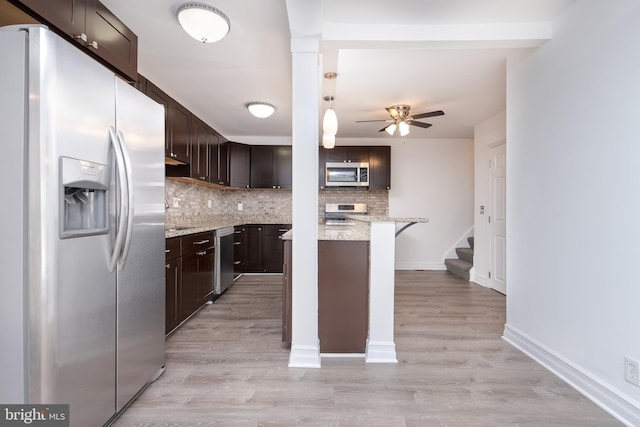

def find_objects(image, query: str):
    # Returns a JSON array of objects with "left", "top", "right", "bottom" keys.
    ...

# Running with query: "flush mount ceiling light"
[
  {"left": 177, "top": 2, "right": 230, "bottom": 43},
  {"left": 246, "top": 102, "right": 276, "bottom": 119}
]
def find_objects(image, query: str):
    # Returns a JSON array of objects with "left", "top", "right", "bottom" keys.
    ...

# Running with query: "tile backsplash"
[{"left": 166, "top": 178, "right": 388, "bottom": 223}]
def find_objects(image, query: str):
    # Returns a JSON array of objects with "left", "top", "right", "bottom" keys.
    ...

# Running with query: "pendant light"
[
  {"left": 322, "top": 72, "right": 338, "bottom": 149},
  {"left": 322, "top": 97, "right": 338, "bottom": 135},
  {"left": 322, "top": 133, "right": 335, "bottom": 149},
  {"left": 177, "top": 2, "right": 230, "bottom": 43}
]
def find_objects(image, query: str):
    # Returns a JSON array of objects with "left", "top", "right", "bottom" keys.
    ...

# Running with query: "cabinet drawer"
[
  {"left": 181, "top": 231, "right": 214, "bottom": 255},
  {"left": 165, "top": 237, "right": 181, "bottom": 261}
]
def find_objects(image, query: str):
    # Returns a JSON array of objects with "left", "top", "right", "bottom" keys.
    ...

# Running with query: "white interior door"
[{"left": 489, "top": 143, "right": 507, "bottom": 294}]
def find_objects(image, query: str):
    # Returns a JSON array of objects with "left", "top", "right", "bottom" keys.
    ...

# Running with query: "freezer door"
[
  {"left": 31, "top": 28, "right": 117, "bottom": 427},
  {"left": 0, "top": 27, "right": 28, "bottom": 405},
  {"left": 114, "top": 78, "right": 166, "bottom": 411}
]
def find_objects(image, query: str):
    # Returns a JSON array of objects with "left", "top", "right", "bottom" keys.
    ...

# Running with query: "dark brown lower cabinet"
[
  {"left": 166, "top": 231, "right": 215, "bottom": 334},
  {"left": 282, "top": 240, "right": 292, "bottom": 347},
  {"left": 263, "top": 225, "right": 291, "bottom": 272},
  {"left": 282, "top": 239, "right": 369, "bottom": 353},
  {"left": 318, "top": 240, "right": 369, "bottom": 353},
  {"left": 165, "top": 238, "right": 181, "bottom": 334},
  {"left": 237, "top": 224, "right": 291, "bottom": 274},
  {"left": 181, "top": 245, "right": 214, "bottom": 316}
]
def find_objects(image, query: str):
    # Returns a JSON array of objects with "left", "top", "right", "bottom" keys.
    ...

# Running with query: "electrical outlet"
[
  {"left": 207, "top": 199, "right": 212, "bottom": 208},
  {"left": 625, "top": 356, "right": 640, "bottom": 386},
  {"left": 172, "top": 197, "right": 179, "bottom": 208},
  {"left": 237, "top": 202, "right": 243, "bottom": 211}
]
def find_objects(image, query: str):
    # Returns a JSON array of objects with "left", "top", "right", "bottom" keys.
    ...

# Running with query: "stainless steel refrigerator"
[{"left": 0, "top": 25, "right": 165, "bottom": 426}]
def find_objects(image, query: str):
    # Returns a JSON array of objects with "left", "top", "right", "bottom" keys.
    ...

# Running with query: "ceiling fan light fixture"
[
  {"left": 177, "top": 2, "right": 230, "bottom": 43},
  {"left": 323, "top": 107, "right": 338, "bottom": 136},
  {"left": 322, "top": 133, "right": 335, "bottom": 149},
  {"left": 385, "top": 123, "right": 397, "bottom": 136},
  {"left": 399, "top": 120, "right": 410, "bottom": 136},
  {"left": 246, "top": 102, "right": 276, "bottom": 118}
]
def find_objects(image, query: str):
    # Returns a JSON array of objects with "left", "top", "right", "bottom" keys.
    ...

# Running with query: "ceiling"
[{"left": 99, "top": 0, "right": 575, "bottom": 142}]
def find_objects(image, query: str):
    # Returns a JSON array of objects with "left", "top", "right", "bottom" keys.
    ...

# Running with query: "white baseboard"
[
  {"left": 395, "top": 262, "right": 446, "bottom": 271},
  {"left": 365, "top": 340, "right": 398, "bottom": 364},
  {"left": 503, "top": 324, "right": 640, "bottom": 426},
  {"left": 288, "top": 344, "right": 321, "bottom": 368},
  {"left": 471, "top": 270, "right": 489, "bottom": 287}
]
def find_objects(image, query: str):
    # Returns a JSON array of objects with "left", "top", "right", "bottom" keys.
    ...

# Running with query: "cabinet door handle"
[
  {"left": 165, "top": 263, "right": 170, "bottom": 270},
  {"left": 233, "top": 261, "right": 241, "bottom": 265},
  {"left": 234, "top": 242, "right": 241, "bottom": 246},
  {"left": 73, "top": 33, "right": 88, "bottom": 42},
  {"left": 165, "top": 249, "right": 170, "bottom": 253},
  {"left": 89, "top": 40, "right": 98, "bottom": 50},
  {"left": 278, "top": 229, "right": 289, "bottom": 232},
  {"left": 196, "top": 251, "right": 207, "bottom": 256},
  {"left": 193, "top": 239, "right": 210, "bottom": 245}
]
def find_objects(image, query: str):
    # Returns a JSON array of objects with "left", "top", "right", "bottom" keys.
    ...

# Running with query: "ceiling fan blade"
[
  {"left": 409, "top": 121, "right": 433, "bottom": 129},
  {"left": 411, "top": 110, "right": 445, "bottom": 120},
  {"left": 385, "top": 107, "right": 400, "bottom": 118},
  {"left": 356, "top": 119, "right": 389, "bottom": 123}
]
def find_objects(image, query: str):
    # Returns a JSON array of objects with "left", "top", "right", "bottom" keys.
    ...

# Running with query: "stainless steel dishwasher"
[{"left": 215, "top": 227, "right": 235, "bottom": 295}]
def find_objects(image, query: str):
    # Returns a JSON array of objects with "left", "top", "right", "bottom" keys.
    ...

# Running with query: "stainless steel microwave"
[{"left": 325, "top": 162, "right": 369, "bottom": 187}]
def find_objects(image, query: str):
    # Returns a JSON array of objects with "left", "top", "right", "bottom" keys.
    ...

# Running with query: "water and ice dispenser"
[{"left": 60, "top": 156, "right": 109, "bottom": 238}]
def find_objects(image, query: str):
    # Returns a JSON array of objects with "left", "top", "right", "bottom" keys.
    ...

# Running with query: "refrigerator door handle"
[
  {"left": 116, "top": 130, "right": 135, "bottom": 270},
  {"left": 108, "top": 126, "right": 129, "bottom": 272}
]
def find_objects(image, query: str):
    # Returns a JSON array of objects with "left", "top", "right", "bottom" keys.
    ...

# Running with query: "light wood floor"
[{"left": 112, "top": 271, "right": 621, "bottom": 426}]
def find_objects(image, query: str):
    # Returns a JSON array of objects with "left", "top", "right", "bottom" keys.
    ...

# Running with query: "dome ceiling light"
[
  {"left": 246, "top": 102, "right": 276, "bottom": 119},
  {"left": 177, "top": 2, "right": 230, "bottom": 43}
]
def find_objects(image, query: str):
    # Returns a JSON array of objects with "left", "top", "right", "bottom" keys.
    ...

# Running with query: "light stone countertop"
[
  {"left": 281, "top": 222, "right": 370, "bottom": 241},
  {"left": 346, "top": 215, "right": 429, "bottom": 223},
  {"left": 165, "top": 214, "right": 291, "bottom": 238},
  {"left": 280, "top": 216, "right": 429, "bottom": 242}
]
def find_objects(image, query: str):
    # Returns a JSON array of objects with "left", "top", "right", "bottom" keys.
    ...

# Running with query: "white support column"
[
  {"left": 366, "top": 221, "right": 398, "bottom": 363},
  {"left": 288, "top": 36, "right": 321, "bottom": 368}
]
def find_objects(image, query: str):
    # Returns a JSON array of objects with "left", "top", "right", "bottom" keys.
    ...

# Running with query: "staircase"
[{"left": 445, "top": 236, "right": 474, "bottom": 281}]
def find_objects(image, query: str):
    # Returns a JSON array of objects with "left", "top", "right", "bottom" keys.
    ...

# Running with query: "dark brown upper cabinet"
[
  {"left": 168, "top": 102, "right": 191, "bottom": 165},
  {"left": 190, "top": 117, "right": 210, "bottom": 182},
  {"left": 13, "top": 0, "right": 138, "bottom": 81},
  {"left": 229, "top": 142, "right": 250, "bottom": 189},
  {"left": 323, "top": 146, "right": 370, "bottom": 163},
  {"left": 319, "top": 145, "right": 390, "bottom": 189},
  {"left": 273, "top": 146, "right": 292, "bottom": 189},
  {"left": 368, "top": 146, "right": 391, "bottom": 190},
  {"left": 145, "top": 79, "right": 191, "bottom": 166},
  {"left": 87, "top": 1, "right": 137, "bottom": 81},
  {"left": 249, "top": 145, "right": 292, "bottom": 189}
]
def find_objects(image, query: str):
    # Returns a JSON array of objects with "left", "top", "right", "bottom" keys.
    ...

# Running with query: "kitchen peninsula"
[{"left": 282, "top": 215, "right": 428, "bottom": 363}]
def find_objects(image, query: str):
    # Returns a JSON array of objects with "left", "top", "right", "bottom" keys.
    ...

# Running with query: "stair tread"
[
  {"left": 445, "top": 258, "right": 472, "bottom": 270},
  {"left": 467, "top": 236, "right": 474, "bottom": 249},
  {"left": 455, "top": 247, "right": 474, "bottom": 264},
  {"left": 445, "top": 258, "right": 471, "bottom": 281}
]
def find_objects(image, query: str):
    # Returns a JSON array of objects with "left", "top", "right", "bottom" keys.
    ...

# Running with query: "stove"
[{"left": 324, "top": 203, "right": 367, "bottom": 225}]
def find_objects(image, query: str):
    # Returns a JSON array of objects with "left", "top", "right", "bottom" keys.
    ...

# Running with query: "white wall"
[
  {"left": 386, "top": 138, "right": 474, "bottom": 270},
  {"left": 505, "top": 0, "right": 640, "bottom": 423},
  {"left": 473, "top": 110, "right": 506, "bottom": 286}
]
